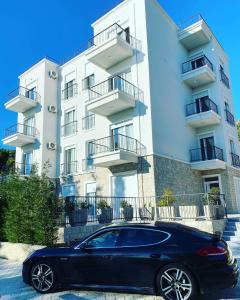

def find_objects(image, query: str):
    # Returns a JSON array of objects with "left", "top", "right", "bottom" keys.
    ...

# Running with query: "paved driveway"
[{"left": 0, "top": 253, "right": 239, "bottom": 300}]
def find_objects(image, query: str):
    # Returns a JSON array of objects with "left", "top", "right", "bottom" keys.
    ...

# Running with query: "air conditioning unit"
[
  {"left": 47, "top": 142, "right": 56, "bottom": 150},
  {"left": 48, "top": 105, "right": 57, "bottom": 113},
  {"left": 49, "top": 70, "right": 58, "bottom": 80}
]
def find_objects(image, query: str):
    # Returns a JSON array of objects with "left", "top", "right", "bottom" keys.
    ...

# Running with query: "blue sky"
[{"left": 0, "top": 0, "right": 240, "bottom": 148}]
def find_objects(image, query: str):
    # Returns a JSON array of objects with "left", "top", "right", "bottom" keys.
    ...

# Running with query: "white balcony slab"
[
  {"left": 191, "top": 160, "right": 226, "bottom": 171},
  {"left": 4, "top": 95, "right": 37, "bottom": 113},
  {"left": 86, "top": 35, "right": 133, "bottom": 69},
  {"left": 2, "top": 133, "right": 35, "bottom": 147},
  {"left": 93, "top": 150, "right": 138, "bottom": 168},
  {"left": 186, "top": 111, "right": 221, "bottom": 128},
  {"left": 87, "top": 90, "right": 136, "bottom": 117},
  {"left": 178, "top": 19, "right": 211, "bottom": 50},
  {"left": 182, "top": 65, "right": 216, "bottom": 88}
]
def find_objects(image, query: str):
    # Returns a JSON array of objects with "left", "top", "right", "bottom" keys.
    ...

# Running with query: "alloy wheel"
[
  {"left": 31, "top": 263, "right": 54, "bottom": 292},
  {"left": 160, "top": 267, "right": 192, "bottom": 300}
]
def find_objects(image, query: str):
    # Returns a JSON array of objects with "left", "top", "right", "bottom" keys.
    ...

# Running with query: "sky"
[{"left": 0, "top": 0, "right": 240, "bottom": 148}]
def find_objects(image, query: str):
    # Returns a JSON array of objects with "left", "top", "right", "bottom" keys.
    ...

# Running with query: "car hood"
[{"left": 28, "top": 246, "right": 72, "bottom": 259}]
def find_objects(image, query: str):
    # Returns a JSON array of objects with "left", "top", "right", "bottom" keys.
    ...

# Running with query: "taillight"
[{"left": 197, "top": 245, "right": 227, "bottom": 256}]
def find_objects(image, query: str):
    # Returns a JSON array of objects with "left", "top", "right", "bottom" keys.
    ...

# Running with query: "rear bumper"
[{"left": 199, "top": 258, "right": 239, "bottom": 294}]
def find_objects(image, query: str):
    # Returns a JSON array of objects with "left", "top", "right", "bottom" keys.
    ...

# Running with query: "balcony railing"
[
  {"left": 89, "top": 134, "right": 142, "bottom": 156},
  {"left": 61, "top": 161, "right": 78, "bottom": 176},
  {"left": 220, "top": 69, "right": 230, "bottom": 88},
  {"left": 182, "top": 55, "right": 213, "bottom": 74},
  {"left": 15, "top": 162, "right": 33, "bottom": 175},
  {"left": 61, "top": 121, "right": 78, "bottom": 136},
  {"left": 190, "top": 146, "right": 224, "bottom": 162},
  {"left": 88, "top": 76, "right": 142, "bottom": 102},
  {"left": 231, "top": 153, "right": 240, "bottom": 168},
  {"left": 82, "top": 158, "right": 95, "bottom": 172},
  {"left": 186, "top": 97, "right": 218, "bottom": 116},
  {"left": 4, "top": 123, "right": 37, "bottom": 138},
  {"left": 225, "top": 110, "right": 235, "bottom": 126},
  {"left": 8, "top": 86, "right": 40, "bottom": 102},
  {"left": 62, "top": 83, "right": 78, "bottom": 100},
  {"left": 82, "top": 114, "right": 95, "bottom": 130},
  {"left": 178, "top": 14, "right": 204, "bottom": 30}
]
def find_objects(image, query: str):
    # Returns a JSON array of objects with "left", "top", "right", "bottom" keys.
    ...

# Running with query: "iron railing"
[
  {"left": 82, "top": 114, "right": 95, "bottom": 130},
  {"left": 61, "top": 121, "right": 78, "bottom": 136},
  {"left": 225, "top": 110, "right": 235, "bottom": 126},
  {"left": 88, "top": 23, "right": 141, "bottom": 50},
  {"left": 186, "top": 97, "right": 218, "bottom": 116},
  {"left": 61, "top": 161, "right": 78, "bottom": 176},
  {"left": 4, "top": 123, "right": 37, "bottom": 138},
  {"left": 231, "top": 153, "right": 240, "bottom": 168},
  {"left": 62, "top": 83, "right": 78, "bottom": 100},
  {"left": 89, "top": 134, "right": 142, "bottom": 156},
  {"left": 15, "top": 162, "right": 33, "bottom": 175},
  {"left": 59, "top": 193, "right": 227, "bottom": 227},
  {"left": 220, "top": 69, "right": 230, "bottom": 88},
  {"left": 178, "top": 14, "right": 204, "bottom": 30},
  {"left": 190, "top": 146, "right": 224, "bottom": 162},
  {"left": 82, "top": 158, "right": 95, "bottom": 173},
  {"left": 182, "top": 55, "right": 214, "bottom": 74},
  {"left": 8, "top": 86, "right": 40, "bottom": 102},
  {"left": 88, "top": 75, "right": 143, "bottom": 102}
]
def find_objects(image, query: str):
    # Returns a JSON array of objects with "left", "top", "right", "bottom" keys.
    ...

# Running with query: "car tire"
[
  {"left": 157, "top": 263, "right": 199, "bottom": 300},
  {"left": 30, "top": 261, "right": 57, "bottom": 294}
]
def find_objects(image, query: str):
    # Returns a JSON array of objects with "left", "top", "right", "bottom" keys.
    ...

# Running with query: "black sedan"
[{"left": 22, "top": 222, "right": 239, "bottom": 299}]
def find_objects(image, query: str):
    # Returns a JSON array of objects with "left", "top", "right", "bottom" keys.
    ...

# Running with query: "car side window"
[
  {"left": 86, "top": 230, "right": 120, "bottom": 248},
  {"left": 118, "top": 228, "right": 170, "bottom": 247}
]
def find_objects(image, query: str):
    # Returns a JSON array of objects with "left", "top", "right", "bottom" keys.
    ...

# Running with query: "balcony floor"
[
  {"left": 191, "top": 159, "right": 226, "bottom": 171},
  {"left": 182, "top": 65, "right": 216, "bottom": 88},
  {"left": 93, "top": 150, "right": 138, "bottom": 168},
  {"left": 186, "top": 111, "right": 221, "bottom": 128},
  {"left": 2, "top": 133, "right": 36, "bottom": 147},
  {"left": 5, "top": 95, "right": 37, "bottom": 113}
]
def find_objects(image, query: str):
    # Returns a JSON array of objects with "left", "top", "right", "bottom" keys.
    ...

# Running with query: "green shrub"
[
  {"left": 120, "top": 200, "right": 132, "bottom": 209},
  {"left": 203, "top": 187, "right": 220, "bottom": 205},
  {"left": 97, "top": 200, "right": 110, "bottom": 210},
  {"left": 158, "top": 188, "right": 176, "bottom": 207}
]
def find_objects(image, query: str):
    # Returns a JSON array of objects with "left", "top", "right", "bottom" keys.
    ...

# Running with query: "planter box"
[
  {"left": 123, "top": 207, "right": 134, "bottom": 221},
  {"left": 71, "top": 208, "right": 88, "bottom": 226},
  {"left": 179, "top": 205, "right": 199, "bottom": 219},
  {"left": 216, "top": 205, "right": 225, "bottom": 219},
  {"left": 157, "top": 206, "right": 177, "bottom": 219},
  {"left": 204, "top": 205, "right": 225, "bottom": 219},
  {"left": 139, "top": 207, "right": 155, "bottom": 221},
  {"left": 98, "top": 208, "right": 113, "bottom": 224}
]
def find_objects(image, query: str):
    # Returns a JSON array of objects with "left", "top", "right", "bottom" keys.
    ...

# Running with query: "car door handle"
[{"left": 150, "top": 254, "right": 160, "bottom": 259}]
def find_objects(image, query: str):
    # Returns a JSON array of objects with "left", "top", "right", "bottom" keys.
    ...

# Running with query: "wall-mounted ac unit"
[
  {"left": 49, "top": 70, "right": 58, "bottom": 80},
  {"left": 48, "top": 105, "right": 57, "bottom": 113},
  {"left": 47, "top": 142, "right": 56, "bottom": 150}
]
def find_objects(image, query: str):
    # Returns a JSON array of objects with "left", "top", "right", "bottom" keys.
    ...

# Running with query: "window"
[
  {"left": 118, "top": 228, "right": 169, "bottom": 247},
  {"left": 64, "top": 110, "right": 77, "bottom": 136},
  {"left": 22, "top": 152, "right": 33, "bottom": 175},
  {"left": 82, "top": 74, "right": 95, "bottom": 90},
  {"left": 23, "top": 117, "right": 35, "bottom": 136},
  {"left": 25, "top": 87, "right": 37, "bottom": 100},
  {"left": 86, "top": 230, "right": 120, "bottom": 248},
  {"left": 64, "top": 148, "right": 76, "bottom": 174},
  {"left": 230, "top": 140, "right": 236, "bottom": 154},
  {"left": 111, "top": 123, "right": 134, "bottom": 151},
  {"left": 85, "top": 140, "right": 94, "bottom": 171},
  {"left": 64, "top": 80, "right": 76, "bottom": 99},
  {"left": 225, "top": 101, "right": 230, "bottom": 112}
]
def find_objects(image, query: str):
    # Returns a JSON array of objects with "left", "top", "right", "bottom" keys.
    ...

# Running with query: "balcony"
[
  {"left": 178, "top": 15, "right": 212, "bottom": 50},
  {"left": 190, "top": 146, "right": 226, "bottom": 170},
  {"left": 2, "top": 123, "right": 37, "bottom": 147},
  {"left": 61, "top": 161, "right": 78, "bottom": 176},
  {"left": 86, "top": 23, "right": 139, "bottom": 69},
  {"left": 62, "top": 84, "right": 78, "bottom": 100},
  {"left": 82, "top": 114, "right": 95, "bottom": 130},
  {"left": 15, "top": 162, "right": 33, "bottom": 176},
  {"left": 225, "top": 110, "right": 235, "bottom": 127},
  {"left": 61, "top": 121, "right": 78, "bottom": 137},
  {"left": 89, "top": 134, "right": 141, "bottom": 168},
  {"left": 86, "top": 76, "right": 141, "bottom": 117},
  {"left": 182, "top": 55, "right": 215, "bottom": 88},
  {"left": 186, "top": 98, "right": 221, "bottom": 128},
  {"left": 220, "top": 69, "right": 230, "bottom": 88},
  {"left": 231, "top": 153, "right": 240, "bottom": 168},
  {"left": 5, "top": 87, "right": 40, "bottom": 113}
]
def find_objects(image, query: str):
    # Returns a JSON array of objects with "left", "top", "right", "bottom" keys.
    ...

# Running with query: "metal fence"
[
  {"left": 182, "top": 55, "right": 213, "bottom": 74},
  {"left": 186, "top": 98, "right": 218, "bottom": 117},
  {"left": 8, "top": 86, "right": 40, "bottom": 102},
  {"left": 190, "top": 146, "right": 224, "bottom": 162},
  {"left": 4, "top": 123, "right": 37, "bottom": 138},
  {"left": 59, "top": 193, "right": 227, "bottom": 227}
]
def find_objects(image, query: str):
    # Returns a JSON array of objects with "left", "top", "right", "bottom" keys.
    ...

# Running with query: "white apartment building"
[{"left": 3, "top": 0, "right": 240, "bottom": 213}]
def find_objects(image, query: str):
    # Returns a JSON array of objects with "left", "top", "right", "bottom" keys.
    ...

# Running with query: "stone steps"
[{"left": 222, "top": 217, "right": 240, "bottom": 245}]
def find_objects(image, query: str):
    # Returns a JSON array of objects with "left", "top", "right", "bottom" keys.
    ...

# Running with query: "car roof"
[{"left": 101, "top": 221, "right": 183, "bottom": 231}]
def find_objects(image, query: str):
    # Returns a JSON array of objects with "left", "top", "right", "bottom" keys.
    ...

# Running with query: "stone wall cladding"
[{"left": 64, "top": 224, "right": 103, "bottom": 244}]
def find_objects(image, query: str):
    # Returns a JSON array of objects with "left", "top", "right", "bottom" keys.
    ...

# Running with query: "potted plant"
[
  {"left": 120, "top": 200, "right": 134, "bottom": 221},
  {"left": 97, "top": 200, "right": 113, "bottom": 224},
  {"left": 64, "top": 198, "right": 75, "bottom": 227},
  {"left": 203, "top": 187, "right": 224, "bottom": 219},
  {"left": 72, "top": 201, "right": 92, "bottom": 226},
  {"left": 157, "top": 188, "right": 177, "bottom": 220}
]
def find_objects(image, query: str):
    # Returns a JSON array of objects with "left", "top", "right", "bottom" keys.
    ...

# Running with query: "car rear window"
[{"left": 118, "top": 228, "right": 170, "bottom": 247}]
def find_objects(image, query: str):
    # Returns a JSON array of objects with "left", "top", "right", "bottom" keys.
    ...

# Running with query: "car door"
[{"left": 64, "top": 229, "right": 121, "bottom": 285}]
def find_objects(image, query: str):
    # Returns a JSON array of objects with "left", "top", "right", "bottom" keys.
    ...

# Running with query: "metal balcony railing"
[
  {"left": 225, "top": 110, "right": 235, "bottom": 127},
  {"left": 8, "top": 86, "right": 40, "bottom": 102},
  {"left": 62, "top": 83, "right": 78, "bottom": 100},
  {"left": 61, "top": 161, "right": 78, "bottom": 175},
  {"left": 178, "top": 14, "right": 205, "bottom": 30},
  {"left": 231, "top": 153, "right": 240, "bottom": 168},
  {"left": 88, "top": 75, "right": 142, "bottom": 102},
  {"left": 82, "top": 114, "right": 95, "bottom": 130},
  {"left": 186, "top": 97, "right": 218, "bottom": 116},
  {"left": 4, "top": 123, "right": 37, "bottom": 138},
  {"left": 61, "top": 121, "right": 78, "bottom": 136},
  {"left": 89, "top": 134, "right": 142, "bottom": 156},
  {"left": 190, "top": 146, "right": 224, "bottom": 162},
  {"left": 220, "top": 69, "right": 230, "bottom": 88},
  {"left": 15, "top": 162, "right": 33, "bottom": 175},
  {"left": 182, "top": 55, "right": 214, "bottom": 74}
]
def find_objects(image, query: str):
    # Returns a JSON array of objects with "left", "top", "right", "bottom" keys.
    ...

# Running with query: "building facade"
[{"left": 3, "top": 0, "right": 240, "bottom": 213}]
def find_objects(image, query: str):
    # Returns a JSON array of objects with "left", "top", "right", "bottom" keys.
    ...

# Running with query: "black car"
[{"left": 22, "top": 222, "right": 239, "bottom": 299}]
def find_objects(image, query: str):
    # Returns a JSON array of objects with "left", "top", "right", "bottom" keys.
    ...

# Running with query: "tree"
[
  {"left": 237, "top": 121, "right": 240, "bottom": 141},
  {"left": 0, "top": 148, "right": 15, "bottom": 174}
]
